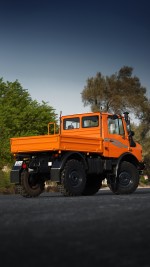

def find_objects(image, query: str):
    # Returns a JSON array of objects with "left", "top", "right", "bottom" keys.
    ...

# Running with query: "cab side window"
[
  {"left": 82, "top": 116, "right": 99, "bottom": 128},
  {"left": 63, "top": 117, "right": 80, "bottom": 130},
  {"left": 108, "top": 118, "right": 124, "bottom": 135}
]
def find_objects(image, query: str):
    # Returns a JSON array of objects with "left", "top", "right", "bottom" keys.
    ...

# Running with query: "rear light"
[{"left": 22, "top": 162, "right": 27, "bottom": 169}]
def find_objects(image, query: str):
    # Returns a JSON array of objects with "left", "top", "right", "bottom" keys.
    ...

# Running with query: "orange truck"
[{"left": 10, "top": 111, "right": 144, "bottom": 197}]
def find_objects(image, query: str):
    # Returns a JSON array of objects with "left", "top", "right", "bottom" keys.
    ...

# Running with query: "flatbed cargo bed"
[{"left": 10, "top": 134, "right": 103, "bottom": 154}]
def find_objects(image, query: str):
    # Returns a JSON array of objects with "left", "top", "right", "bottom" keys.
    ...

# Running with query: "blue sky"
[{"left": 0, "top": 0, "right": 150, "bottom": 117}]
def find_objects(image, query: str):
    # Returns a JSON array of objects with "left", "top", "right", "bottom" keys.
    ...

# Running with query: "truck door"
[{"left": 106, "top": 115, "right": 129, "bottom": 158}]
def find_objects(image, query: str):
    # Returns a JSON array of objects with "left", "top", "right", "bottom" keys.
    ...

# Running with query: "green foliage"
[
  {"left": 0, "top": 78, "right": 58, "bottom": 168},
  {"left": 81, "top": 66, "right": 148, "bottom": 115},
  {"left": 0, "top": 170, "right": 15, "bottom": 193},
  {"left": 0, "top": 170, "right": 11, "bottom": 188},
  {"left": 139, "top": 175, "right": 150, "bottom": 186}
]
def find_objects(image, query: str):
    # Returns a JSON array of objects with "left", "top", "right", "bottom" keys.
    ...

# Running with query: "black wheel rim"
[
  {"left": 69, "top": 170, "right": 82, "bottom": 187},
  {"left": 119, "top": 171, "right": 132, "bottom": 186}
]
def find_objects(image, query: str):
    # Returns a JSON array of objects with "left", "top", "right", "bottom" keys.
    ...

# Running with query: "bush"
[
  {"left": 0, "top": 170, "right": 15, "bottom": 194},
  {"left": 139, "top": 175, "right": 150, "bottom": 187}
]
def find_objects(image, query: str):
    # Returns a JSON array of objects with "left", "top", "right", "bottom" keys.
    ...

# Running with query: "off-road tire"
[
  {"left": 109, "top": 161, "right": 139, "bottom": 195},
  {"left": 82, "top": 175, "right": 102, "bottom": 196},
  {"left": 15, "top": 185, "right": 24, "bottom": 195},
  {"left": 21, "top": 171, "right": 45, "bottom": 197},
  {"left": 61, "top": 159, "right": 86, "bottom": 196}
]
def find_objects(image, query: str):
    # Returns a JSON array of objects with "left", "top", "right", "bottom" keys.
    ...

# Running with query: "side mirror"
[{"left": 129, "top": 130, "right": 134, "bottom": 137}]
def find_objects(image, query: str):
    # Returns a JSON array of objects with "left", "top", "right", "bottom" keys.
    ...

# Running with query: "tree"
[
  {"left": 81, "top": 66, "right": 148, "bottom": 115},
  {"left": 0, "top": 78, "right": 58, "bottom": 168},
  {"left": 81, "top": 67, "right": 150, "bottom": 179}
]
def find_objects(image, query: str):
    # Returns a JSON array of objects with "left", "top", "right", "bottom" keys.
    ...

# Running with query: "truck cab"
[{"left": 60, "top": 112, "right": 142, "bottom": 161}]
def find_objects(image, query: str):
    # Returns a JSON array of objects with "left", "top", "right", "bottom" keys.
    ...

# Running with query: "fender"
[
  {"left": 50, "top": 151, "right": 88, "bottom": 182},
  {"left": 60, "top": 151, "right": 88, "bottom": 170},
  {"left": 115, "top": 152, "right": 139, "bottom": 177}
]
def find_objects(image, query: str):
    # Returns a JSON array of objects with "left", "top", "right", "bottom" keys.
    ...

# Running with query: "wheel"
[
  {"left": 21, "top": 171, "right": 45, "bottom": 197},
  {"left": 61, "top": 159, "right": 86, "bottom": 196},
  {"left": 82, "top": 174, "right": 102, "bottom": 196},
  {"left": 15, "top": 184, "right": 24, "bottom": 195},
  {"left": 109, "top": 161, "right": 139, "bottom": 194}
]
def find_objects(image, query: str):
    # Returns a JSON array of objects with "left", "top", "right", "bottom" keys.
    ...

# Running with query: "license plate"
[{"left": 14, "top": 161, "right": 23, "bottom": 166}]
